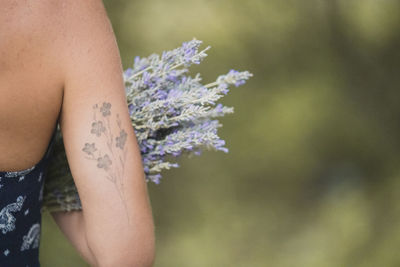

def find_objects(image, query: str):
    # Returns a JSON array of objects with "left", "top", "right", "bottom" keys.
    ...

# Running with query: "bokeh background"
[{"left": 40, "top": 0, "right": 400, "bottom": 266}]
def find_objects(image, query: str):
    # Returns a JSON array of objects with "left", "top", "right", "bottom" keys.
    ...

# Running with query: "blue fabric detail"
[{"left": 0, "top": 126, "right": 57, "bottom": 267}]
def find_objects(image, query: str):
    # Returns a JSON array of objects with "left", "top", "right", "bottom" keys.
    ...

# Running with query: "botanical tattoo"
[{"left": 82, "top": 102, "right": 130, "bottom": 223}]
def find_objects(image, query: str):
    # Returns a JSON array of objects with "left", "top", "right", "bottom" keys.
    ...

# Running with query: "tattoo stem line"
[{"left": 82, "top": 101, "right": 130, "bottom": 225}]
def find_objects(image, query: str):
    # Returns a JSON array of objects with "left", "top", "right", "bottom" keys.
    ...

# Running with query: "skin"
[{"left": 0, "top": 1, "right": 155, "bottom": 266}]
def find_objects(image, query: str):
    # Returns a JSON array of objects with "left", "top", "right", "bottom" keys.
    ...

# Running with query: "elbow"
[
  {"left": 89, "top": 224, "right": 155, "bottom": 267},
  {"left": 97, "top": 248, "right": 155, "bottom": 267}
]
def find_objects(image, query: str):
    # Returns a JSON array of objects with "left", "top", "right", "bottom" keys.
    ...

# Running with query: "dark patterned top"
[{"left": 0, "top": 126, "right": 57, "bottom": 267}]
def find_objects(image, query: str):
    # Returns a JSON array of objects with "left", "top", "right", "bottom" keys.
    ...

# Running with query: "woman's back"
[
  {"left": 0, "top": 0, "right": 63, "bottom": 172},
  {"left": 0, "top": 1, "right": 64, "bottom": 264}
]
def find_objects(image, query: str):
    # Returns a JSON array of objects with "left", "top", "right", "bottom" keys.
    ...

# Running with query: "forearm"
[
  {"left": 83, "top": 189, "right": 156, "bottom": 267},
  {"left": 51, "top": 207, "right": 155, "bottom": 267},
  {"left": 51, "top": 211, "right": 98, "bottom": 266}
]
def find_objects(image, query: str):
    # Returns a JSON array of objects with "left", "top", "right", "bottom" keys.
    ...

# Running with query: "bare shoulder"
[
  {"left": 0, "top": 0, "right": 65, "bottom": 39},
  {"left": 0, "top": 0, "right": 113, "bottom": 56},
  {"left": 0, "top": 1, "right": 67, "bottom": 70},
  {"left": 58, "top": 0, "right": 121, "bottom": 76}
]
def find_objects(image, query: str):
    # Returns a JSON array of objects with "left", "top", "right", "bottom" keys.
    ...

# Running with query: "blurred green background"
[{"left": 40, "top": 0, "right": 400, "bottom": 266}]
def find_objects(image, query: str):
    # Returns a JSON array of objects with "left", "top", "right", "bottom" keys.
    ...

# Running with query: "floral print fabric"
[{"left": 0, "top": 127, "right": 57, "bottom": 267}]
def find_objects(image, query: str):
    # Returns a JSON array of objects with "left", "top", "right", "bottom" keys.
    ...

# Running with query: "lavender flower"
[
  {"left": 216, "top": 69, "right": 253, "bottom": 87},
  {"left": 123, "top": 39, "right": 253, "bottom": 184}
]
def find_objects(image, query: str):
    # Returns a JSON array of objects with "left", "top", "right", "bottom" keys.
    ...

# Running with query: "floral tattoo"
[{"left": 82, "top": 102, "right": 130, "bottom": 223}]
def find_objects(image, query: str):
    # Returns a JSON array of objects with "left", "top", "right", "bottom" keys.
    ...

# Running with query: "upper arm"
[{"left": 58, "top": 1, "right": 154, "bottom": 264}]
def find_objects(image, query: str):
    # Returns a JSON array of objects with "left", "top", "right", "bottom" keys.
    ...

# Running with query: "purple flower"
[
  {"left": 215, "top": 103, "right": 224, "bottom": 113},
  {"left": 167, "top": 70, "right": 179, "bottom": 83},
  {"left": 218, "top": 83, "right": 229, "bottom": 95},
  {"left": 158, "top": 146, "right": 165, "bottom": 156},
  {"left": 128, "top": 104, "right": 135, "bottom": 116},
  {"left": 148, "top": 174, "right": 162, "bottom": 184},
  {"left": 235, "top": 80, "right": 246, "bottom": 87},
  {"left": 122, "top": 39, "right": 252, "bottom": 184},
  {"left": 143, "top": 71, "right": 152, "bottom": 86},
  {"left": 134, "top": 56, "right": 141, "bottom": 66},
  {"left": 182, "top": 40, "right": 199, "bottom": 64},
  {"left": 124, "top": 68, "right": 133, "bottom": 78}
]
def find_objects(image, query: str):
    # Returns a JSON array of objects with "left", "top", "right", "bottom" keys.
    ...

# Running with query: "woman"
[{"left": 0, "top": 0, "right": 155, "bottom": 266}]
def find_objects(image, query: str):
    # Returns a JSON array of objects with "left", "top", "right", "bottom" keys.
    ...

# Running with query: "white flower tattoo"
[
  {"left": 82, "top": 102, "right": 130, "bottom": 223},
  {"left": 91, "top": 121, "right": 106, "bottom": 137},
  {"left": 100, "top": 102, "right": 111, "bottom": 117},
  {"left": 116, "top": 130, "right": 127, "bottom": 149},
  {"left": 97, "top": 154, "right": 112, "bottom": 170},
  {"left": 82, "top": 143, "right": 97, "bottom": 155}
]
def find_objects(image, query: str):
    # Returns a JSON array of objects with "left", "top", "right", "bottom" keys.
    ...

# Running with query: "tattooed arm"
[{"left": 53, "top": 1, "right": 155, "bottom": 266}]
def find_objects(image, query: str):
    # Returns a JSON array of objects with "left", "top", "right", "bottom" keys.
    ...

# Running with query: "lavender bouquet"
[{"left": 42, "top": 39, "right": 252, "bottom": 212}]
